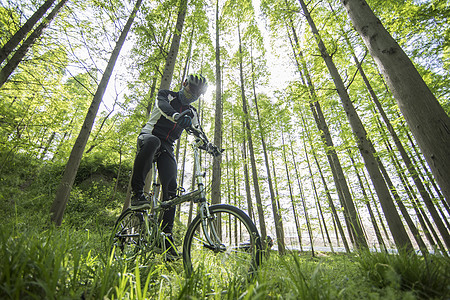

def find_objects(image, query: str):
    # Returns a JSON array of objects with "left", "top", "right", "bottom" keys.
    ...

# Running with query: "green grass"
[
  {"left": 1, "top": 221, "right": 448, "bottom": 299},
  {"left": 0, "top": 152, "right": 449, "bottom": 299}
]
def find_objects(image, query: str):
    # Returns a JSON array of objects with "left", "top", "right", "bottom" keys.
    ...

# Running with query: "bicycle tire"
[
  {"left": 183, "top": 204, "right": 262, "bottom": 280},
  {"left": 110, "top": 209, "right": 152, "bottom": 261}
]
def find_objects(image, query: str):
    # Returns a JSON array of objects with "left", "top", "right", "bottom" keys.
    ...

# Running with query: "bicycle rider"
[{"left": 130, "top": 74, "right": 216, "bottom": 260}]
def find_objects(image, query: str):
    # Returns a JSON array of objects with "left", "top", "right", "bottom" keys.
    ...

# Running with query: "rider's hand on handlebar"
[
  {"left": 206, "top": 143, "right": 223, "bottom": 157},
  {"left": 174, "top": 110, "right": 192, "bottom": 128}
]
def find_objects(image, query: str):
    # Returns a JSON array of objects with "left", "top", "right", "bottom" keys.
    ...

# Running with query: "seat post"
[{"left": 151, "top": 161, "right": 161, "bottom": 206}]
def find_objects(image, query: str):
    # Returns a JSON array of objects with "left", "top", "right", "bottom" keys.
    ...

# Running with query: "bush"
[
  {"left": 356, "top": 250, "right": 450, "bottom": 299},
  {"left": 0, "top": 150, "right": 130, "bottom": 231}
]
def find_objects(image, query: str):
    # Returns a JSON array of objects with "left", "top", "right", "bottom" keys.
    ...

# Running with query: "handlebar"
[{"left": 185, "top": 126, "right": 223, "bottom": 157}]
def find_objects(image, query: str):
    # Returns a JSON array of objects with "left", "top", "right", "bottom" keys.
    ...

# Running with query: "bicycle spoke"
[
  {"left": 111, "top": 210, "right": 149, "bottom": 261},
  {"left": 183, "top": 204, "right": 262, "bottom": 281}
]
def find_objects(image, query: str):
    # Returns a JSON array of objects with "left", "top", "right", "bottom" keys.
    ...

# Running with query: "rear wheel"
[
  {"left": 183, "top": 204, "right": 262, "bottom": 280},
  {"left": 110, "top": 209, "right": 152, "bottom": 262}
]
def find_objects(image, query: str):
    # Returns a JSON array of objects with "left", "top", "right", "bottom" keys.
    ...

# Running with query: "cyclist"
[{"left": 130, "top": 74, "right": 215, "bottom": 260}]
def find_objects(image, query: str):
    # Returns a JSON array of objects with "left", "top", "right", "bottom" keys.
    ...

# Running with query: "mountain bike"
[{"left": 110, "top": 127, "right": 262, "bottom": 279}]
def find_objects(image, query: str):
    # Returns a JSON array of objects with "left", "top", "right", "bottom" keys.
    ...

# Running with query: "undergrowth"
[
  {"left": 1, "top": 220, "right": 448, "bottom": 299},
  {"left": 0, "top": 151, "right": 449, "bottom": 299}
]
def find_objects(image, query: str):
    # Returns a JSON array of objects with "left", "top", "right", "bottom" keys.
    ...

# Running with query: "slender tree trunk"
[
  {"left": 349, "top": 40, "right": 450, "bottom": 249},
  {"left": 230, "top": 123, "right": 240, "bottom": 213},
  {"left": 175, "top": 134, "right": 188, "bottom": 221},
  {"left": 384, "top": 135, "right": 438, "bottom": 251},
  {"left": 378, "top": 116, "right": 447, "bottom": 253},
  {"left": 312, "top": 149, "right": 350, "bottom": 252},
  {"left": 40, "top": 131, "right": 56, "bottom": 160},
  {"left": 360, "top": 167, "right": 394, "bottom": 247},
  {"left": 301, "top": 116, "right": 336, "bottom": 251},
  {"left": 0, "top": 0, "right": 68, "bottom": 88},
  {"left": 0, "top": 0, "right": 56, "bottom": 65},
  {"left": 159, "top": 0, "right": 187, "bottom": 90},
  {"left": 85, "top": 103, "right": 116, "bottom": 154},
  {"left": 241, "top": 130, "right": 254, "bottom": 220},
  {"left": 268, "top": 142, "right": 286, "bottom": 253},
  {"left": 249, "top": 49, "right": 285, "bottom": 253},
  {"left": 347, "top": 147, "right": 387, "bottom": 250},
  {"left": 341, "top": 0, "right": 450, "bottom": 206},
  {"left": 211, "top": 0, "right": 223, "bottom": 205},
  {"left": 146, "top": 69, "right": 159, "bottom": 115},
  {"left": 50, "top": 0, "right": 143, "bottom": 225},
  {"left": 299, "top": 0, "right": 413, "bottom": 251},
  {"left": 282, "top": 133, "right": 303, "bottom": 250},
  {"left": 285, "top": 18, "right": 366, "bottom": 249},
  {"left": 187, "top": 159, "right": 196, "bottom": 226},
  {"left": 290, "top": 134, "right": 315, "bottom": 255},
  {"left": 237, "top": 29, "right": 267, "bottom": 242},
  {"left": 401, "top": 123, "right": 450, "bottom": 216},
  {"left": 111, "top": 148, "right": 123, "bottom": 203}
]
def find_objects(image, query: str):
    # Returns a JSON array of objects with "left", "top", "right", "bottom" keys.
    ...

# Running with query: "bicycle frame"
[
  {"left": 145, "top": 134, "right": 223, "bottom": 252},
  {"left": 112, "top": 130, "right": 261, "bottom": 275}
]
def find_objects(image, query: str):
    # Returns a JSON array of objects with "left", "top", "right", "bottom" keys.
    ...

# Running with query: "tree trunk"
[
  {"left": 0, "top": 0, "right": 69, "bottom": 88},
  {"left": 0, "top": 0, "right": 56, "bottom": 65},
  {"left": 378, "top": 117, "right": 447, "bottom": 253},
  {"left": 299, "top": 0, "right": 413, "bottom": 251},
  {"left": 242, "top": 129, "right": 254, "bottom": 221},
  {"left": 289, "top": 133, "right": 315, "bottom": 255},
  {"left": 384, "top": 134, "right": 438, "bottom": 251},
  {"left": 304, "top": 131, "right": 334, "bottom": 252},
  {"left": 341, "top": 0, "right": 450, "bottom": 206},
  {"left": 50, "top": 0, "right": 143, "bottom": 225},
  {"left": 284, "top": 134, "right": 303, "bottom": 251},
  {"left": 241, "top": 93, "right": 267, "bottom": 241},
  {"left": 312, "top": 146, "right": 350, "bottom": 252},
  {"left": 249, "top": 47, "right": 285, "bottom": 254},
  {"left": 349, "top": 41, "right": 450, "bottom": 249},
  {"left": 285, "top": 17, "right": 366, "bottom": 249},
  {"left": 211, "top": 0, "right": 223, "bottom": 205},
  {"left": 237, "top": 29, "right": 267, "bottom": 242},
  {"left": 146, "top": 69, "right": 160, "bottom": 115},
  {"left": 39, "top": 131, "right": 56, "bottom": 160},
  {"left": 159, "top": 0, "right": 187, "bottom": 90}
]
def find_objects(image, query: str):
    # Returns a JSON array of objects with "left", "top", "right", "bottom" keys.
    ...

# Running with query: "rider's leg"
[
  {"left": 157, "top": 145, "right": 179, "bottom": 259},
  {"left": 131, "top": 134, "right": 161, "bottom": 201},
  {"left": 157, "top": 143, "right": 178, "bottom": 234}
]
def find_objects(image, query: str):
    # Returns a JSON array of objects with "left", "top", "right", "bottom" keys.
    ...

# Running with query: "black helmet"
[{"left": 185, "top": 74, "right": 207, "bottom": 96}]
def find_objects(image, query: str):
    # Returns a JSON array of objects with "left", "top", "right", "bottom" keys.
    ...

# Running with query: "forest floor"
[
  {"left": 0, "top": 155, "right": 449, "bottom": 299},
  {"left": 1, "top": 217, "right": 449, "bottom": 299}
]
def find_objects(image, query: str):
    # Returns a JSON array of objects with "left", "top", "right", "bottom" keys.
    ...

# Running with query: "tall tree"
[
  {"left": 0, "top": 0, "right": 69, "bottom": 88},
  {"left": 282, "top": 129, "right": 303, "bottom": 250},
  {"left": 159, "top": 0, "right": 187, "bottom": 90},
  {"left": 249, "top": 56, "right": 285, "bottom": 253},
  {"left": 277, "top": 2, "right": 366, "bottom": 249},
  {"left": 50, "top": 0, "right": 143, "bottom": 225},
  {"left": 298, "top": 0, "right": 413, "bottom": 251},
  {"left": 0, "top": 0, "right": 56, "bottom": 65},
  {"left": 239, "top": 45, "right": 267, "bottom": 242},
  {"left": 340, "top": 0, "right": 450, "bottom": 206},
  {"left": 211, "top": 0, "right": 223, "bottom": 205},
  {"left": 332, "top": 10, "right": 450, "bottom": 249}
]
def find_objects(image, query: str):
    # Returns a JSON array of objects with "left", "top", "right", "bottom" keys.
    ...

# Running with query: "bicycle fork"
[{"left": 199, "top": 203, "right": 226, "bottom": 253}]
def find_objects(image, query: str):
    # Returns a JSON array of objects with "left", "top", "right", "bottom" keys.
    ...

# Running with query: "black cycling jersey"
[{"left": 141, "top": 89, "right": 201, "bottom": 144}]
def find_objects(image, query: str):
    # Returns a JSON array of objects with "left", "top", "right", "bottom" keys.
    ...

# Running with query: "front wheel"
[{"left": 183, "top": 204, "right": 262, "bottom": 280}]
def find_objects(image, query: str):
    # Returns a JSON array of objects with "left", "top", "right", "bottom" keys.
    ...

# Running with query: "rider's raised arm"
[
  {"left": 190, "top": 106, "right": 206, "bottom": 137},
  {"left": 156, "top": 90, "right": 178, "bottom": 122}
]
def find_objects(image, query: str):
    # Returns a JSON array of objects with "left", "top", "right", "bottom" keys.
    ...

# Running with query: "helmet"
[{"left": 184, "top": 74, "right": 207, "bottom": 96}]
